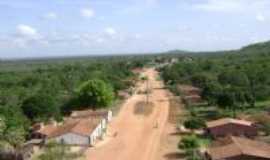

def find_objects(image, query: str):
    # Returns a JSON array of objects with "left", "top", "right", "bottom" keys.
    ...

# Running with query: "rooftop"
[
  {"left": 36, "top": 118, "right": 102, "bottom": 138},
  {"left": 208, "top": 136, "right": 270, "bottom": 160},
  {"left": 206, "top": 118, "right": 253, "bottom": 128},
  {"left": 71, "top": 109, "right": 109, "bottom": 119}
]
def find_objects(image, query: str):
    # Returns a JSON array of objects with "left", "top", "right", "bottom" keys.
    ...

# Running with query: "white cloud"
[
  {"left": 118, "top": 0, "right": 159, "bottom": 15},
  {"left": 16, "top": 24, "right": 39, "bottom": 38},
  {"left": 43, "top": 12, "right": 57, "bottom": 20},
  {"left": 80, "top": 8, "right": 95, "bottom": 18},
  {"left": 194, "top": 0, "right": 244, "bottom": 12},
  {"left": 135, "top": 34, "right": 142, "bottom": 39},
  {"left": 256, "top": 13, "right": 265, "bottom": 22},
  {"left": 105, "top": 27, "right": 117, "bottom": 35},
  {"left": 146, "top": 0, "right": 159, "bottom": 6},
  {"left": 96, "top": 38, "right": 105, "bottom": 43},
  {"left": 193, "top": 0, "right": 270, "bottom": 13}
]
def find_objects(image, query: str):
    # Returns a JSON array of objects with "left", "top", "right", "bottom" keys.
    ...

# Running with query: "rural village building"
[
  {"left": 206, "top": 118, "right": 257, "bottom": 138},
  {"left": 183, "top": 95, "right": 203, "bottom": 104},
  {"left": 177, "top": 85, "right": 201, "bottom": 96},
  {"left": 206, "top": 136, "right": 270, "bottom": 160},
  {"left": 178, "top": 85, "right": 203, "bottom": 105},
  {"left": 70, "top": 109, "right": 112, "bottom": 122},
  {"left": 31, "top": 109, "right": 112, "bottom": 146}
]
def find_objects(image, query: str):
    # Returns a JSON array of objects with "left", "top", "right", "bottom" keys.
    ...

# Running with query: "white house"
[{"left": 31, "top": 110, "right": 112, "bottom": 146}]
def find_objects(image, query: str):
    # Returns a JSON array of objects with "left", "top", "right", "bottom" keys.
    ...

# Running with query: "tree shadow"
[{"left": 163, "top": 152, "right": 186, "bottom": 160}]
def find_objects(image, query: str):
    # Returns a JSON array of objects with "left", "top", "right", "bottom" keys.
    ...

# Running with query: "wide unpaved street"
[{"left": 86, "top": 68, "right": 177, "bottom": 160}]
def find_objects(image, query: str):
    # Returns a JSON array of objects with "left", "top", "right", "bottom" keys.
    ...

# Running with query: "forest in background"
[
  {"left": 0, "top": 55, "right": 150, "bottom": 150},
  {"left": 160, "top": 41, "right": 270, "bottom": 137}
]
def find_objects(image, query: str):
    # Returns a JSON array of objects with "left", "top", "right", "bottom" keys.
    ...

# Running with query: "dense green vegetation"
[
  {"left": 178, "top": 135, "right": 202, "bottom": 160},
  {"left": 0, "top": 56, "right": 148, "bottom": 151},
  {"left": 76, "top": 79, "right": 114, "bottom": 109},
  {"left": 161, "top": 41, "right": 270, "bottom": 116}
]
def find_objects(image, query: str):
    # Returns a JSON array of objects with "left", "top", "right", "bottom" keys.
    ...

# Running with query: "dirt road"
[{"left": 85, "top": 68, "right": 172, "bottom": 160}]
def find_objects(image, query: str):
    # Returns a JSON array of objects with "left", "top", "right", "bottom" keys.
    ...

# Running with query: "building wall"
[
  {"left": 107, "top": 111, "right": 113, "bottom": 122},
  {"left": 208, "top": 123, "right": 257, "bottom": 138},
  {"left": 50, "top": 118, "right": 108, "bottom": 146},
  {"left": 53, "top": 133, "right": 90, "bottom": 146},
  {"left": 90, "top": 122, "right": 104, "bottom": 146}
]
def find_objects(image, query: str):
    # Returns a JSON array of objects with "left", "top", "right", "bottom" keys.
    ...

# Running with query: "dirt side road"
[{"left": 85, "top": 68, "right": 171, "bottom": 160}]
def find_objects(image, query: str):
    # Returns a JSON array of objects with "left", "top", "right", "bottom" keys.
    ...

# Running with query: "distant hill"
[
  {"left": 240, "top": 41, "right": 270, "bottom": 55},
  {"left": 165, "top": 40, "right": 270, "bottom": 56},
  {"left": 164, "top": 49, "right": 190, "bottom": 54}
]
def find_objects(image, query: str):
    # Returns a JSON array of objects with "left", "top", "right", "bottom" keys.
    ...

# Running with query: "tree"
[
  {"left": 178, "top": 135, "right": 201, "bottom": 160},
  {"left": 184, "top": 117, "right": 206, "bottom": 130},
  {"left": 202, "top": 81, "right": 222, "bottom": 105},
  {"left": 21, "top": 92, "right": 59, "bottom": 121},
  {"left": 77, "top": 79, "right": 114, "bottom": 109},
  {"left": 0, "top": 106, "right": 29, "bottom": 149}
]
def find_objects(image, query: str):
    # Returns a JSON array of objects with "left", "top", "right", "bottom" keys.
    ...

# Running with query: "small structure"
[
  {"left": 206, "top": 136, "right": 270, "bottom": 160},
  {"left": 183, "top": 95, "right": 203, "bottom": 104},
  {"left": 177, "top": 85, "right": 201, "bottom": 96},
  {"left": 31, "top": 123, "right": 58, "bottom": 139},
  {"left": 206, "top": 118, "right": 257, "bottom": 138},
  {"left": 31, "top": 109, "right": 113, "bottom": 147},
  {"left": 178, "top": 85, "right": 203, "bottom": 105},
  {"left": 117, "top": 90, "right": 130, "bottom": 99},
  {"left": 70, "top": 109, "right": 113, "bottom": 122},
  {"left": 32, "top": 118, "right": 106, "bottom": 146}
]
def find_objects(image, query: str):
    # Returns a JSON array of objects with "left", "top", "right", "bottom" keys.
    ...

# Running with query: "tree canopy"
[{"left": 76, "top": 79, "right": 114, "bottom": 109}]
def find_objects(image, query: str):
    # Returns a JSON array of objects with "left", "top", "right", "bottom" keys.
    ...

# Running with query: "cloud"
[
  {"left": 105, "top": 27, "right": 117, "bottom": 35},
  {"left": 135, "top": 34, "right": 142, "bottom": 39},
  {"left": 16, "top": 24, "right": 39, "bottom": 39},
  {"left": 80, "top": 8, "right": 95, "bottom": 18},
  {"left": 96, "top": 38, "right": 105, "bottom": 43},
  {"left": 194, "top": 0, "right": 244, "bottom": 12},
  {"left": 118, "top": 0, "right": 159, "bottom": 15},
  {"left": 256, "top": 13, "right": 265, "bottom": 22},
  {"left": 193, "top": 0, "right": 270, "bottom": 13},
  {"left": 14, "top": 24, "right": 46, "bottom": 48},
  {"left": 43, "top": 12, "right": 57, "bottom": 20}
]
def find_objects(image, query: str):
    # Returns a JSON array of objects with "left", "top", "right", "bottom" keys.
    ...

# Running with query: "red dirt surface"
[{"left": 85, "top": 68, "right": 176, "bottom": 160}]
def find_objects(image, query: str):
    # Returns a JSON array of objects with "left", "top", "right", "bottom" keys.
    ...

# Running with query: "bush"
[
  {"left": 184, "top": 117, "right": 206, "bottom": 130},
  {"left": 178, "top": 135, "right": 202, "bottom": 160}
]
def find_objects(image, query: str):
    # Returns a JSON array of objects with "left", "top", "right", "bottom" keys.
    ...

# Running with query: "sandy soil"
[
  {"left": 156, "top": 97, "right": 186, "bottom": 160},
  {"left": 85, "top": 68, "right": 177, "bottom": 160}
]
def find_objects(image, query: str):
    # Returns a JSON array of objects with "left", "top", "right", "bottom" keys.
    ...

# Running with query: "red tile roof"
[
  {"left": 208, "top": 136, "right": 270, "bottom": 160},
  {"left": 71, "top": 109, "right": 109, "bottom": 119},
  {"left": 206, "top": 118, "right": 253, "bottom": 128},
  {"left": 36, "top": 118, "right": 102, "bottom": 138}
]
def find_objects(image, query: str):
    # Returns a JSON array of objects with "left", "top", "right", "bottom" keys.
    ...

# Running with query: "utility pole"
[{"left": 146, "top": 77, "right": 149, "bottom": 106}]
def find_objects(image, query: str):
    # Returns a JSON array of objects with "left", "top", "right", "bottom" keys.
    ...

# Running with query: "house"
[
  {"left": 183, "top": 95, "right": 203, "bottom": 104},
  {"left": 31, "top": 109, "right": 113, "bottom": 146},
  {"left": 177, "top": 85, "right": 201, "bottom": 96},
  {"left": 50, "top": 118, "right": 106, "bottom": 146},
  {"left": 70, "top": 109, "right": 113, "bottom": 122},
  {"left": 206, "top": 136, "right": 270, "bottom": 160},
  {"left": 31, "top": 123, "right": 58, "bottom": 139},
  {"left": 32, "top": 118, "right": 106, "bottom": 146},
  {"left": 118, "top": 90, "right": 130, "bottom": 99},
  {"left": 206, "top": 118, "right": 257, "bottom": 138}
]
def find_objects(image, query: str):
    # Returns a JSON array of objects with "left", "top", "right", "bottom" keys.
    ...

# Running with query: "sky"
[{"left": 0, "top": 0, "right": 270, "bottom": 59}]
